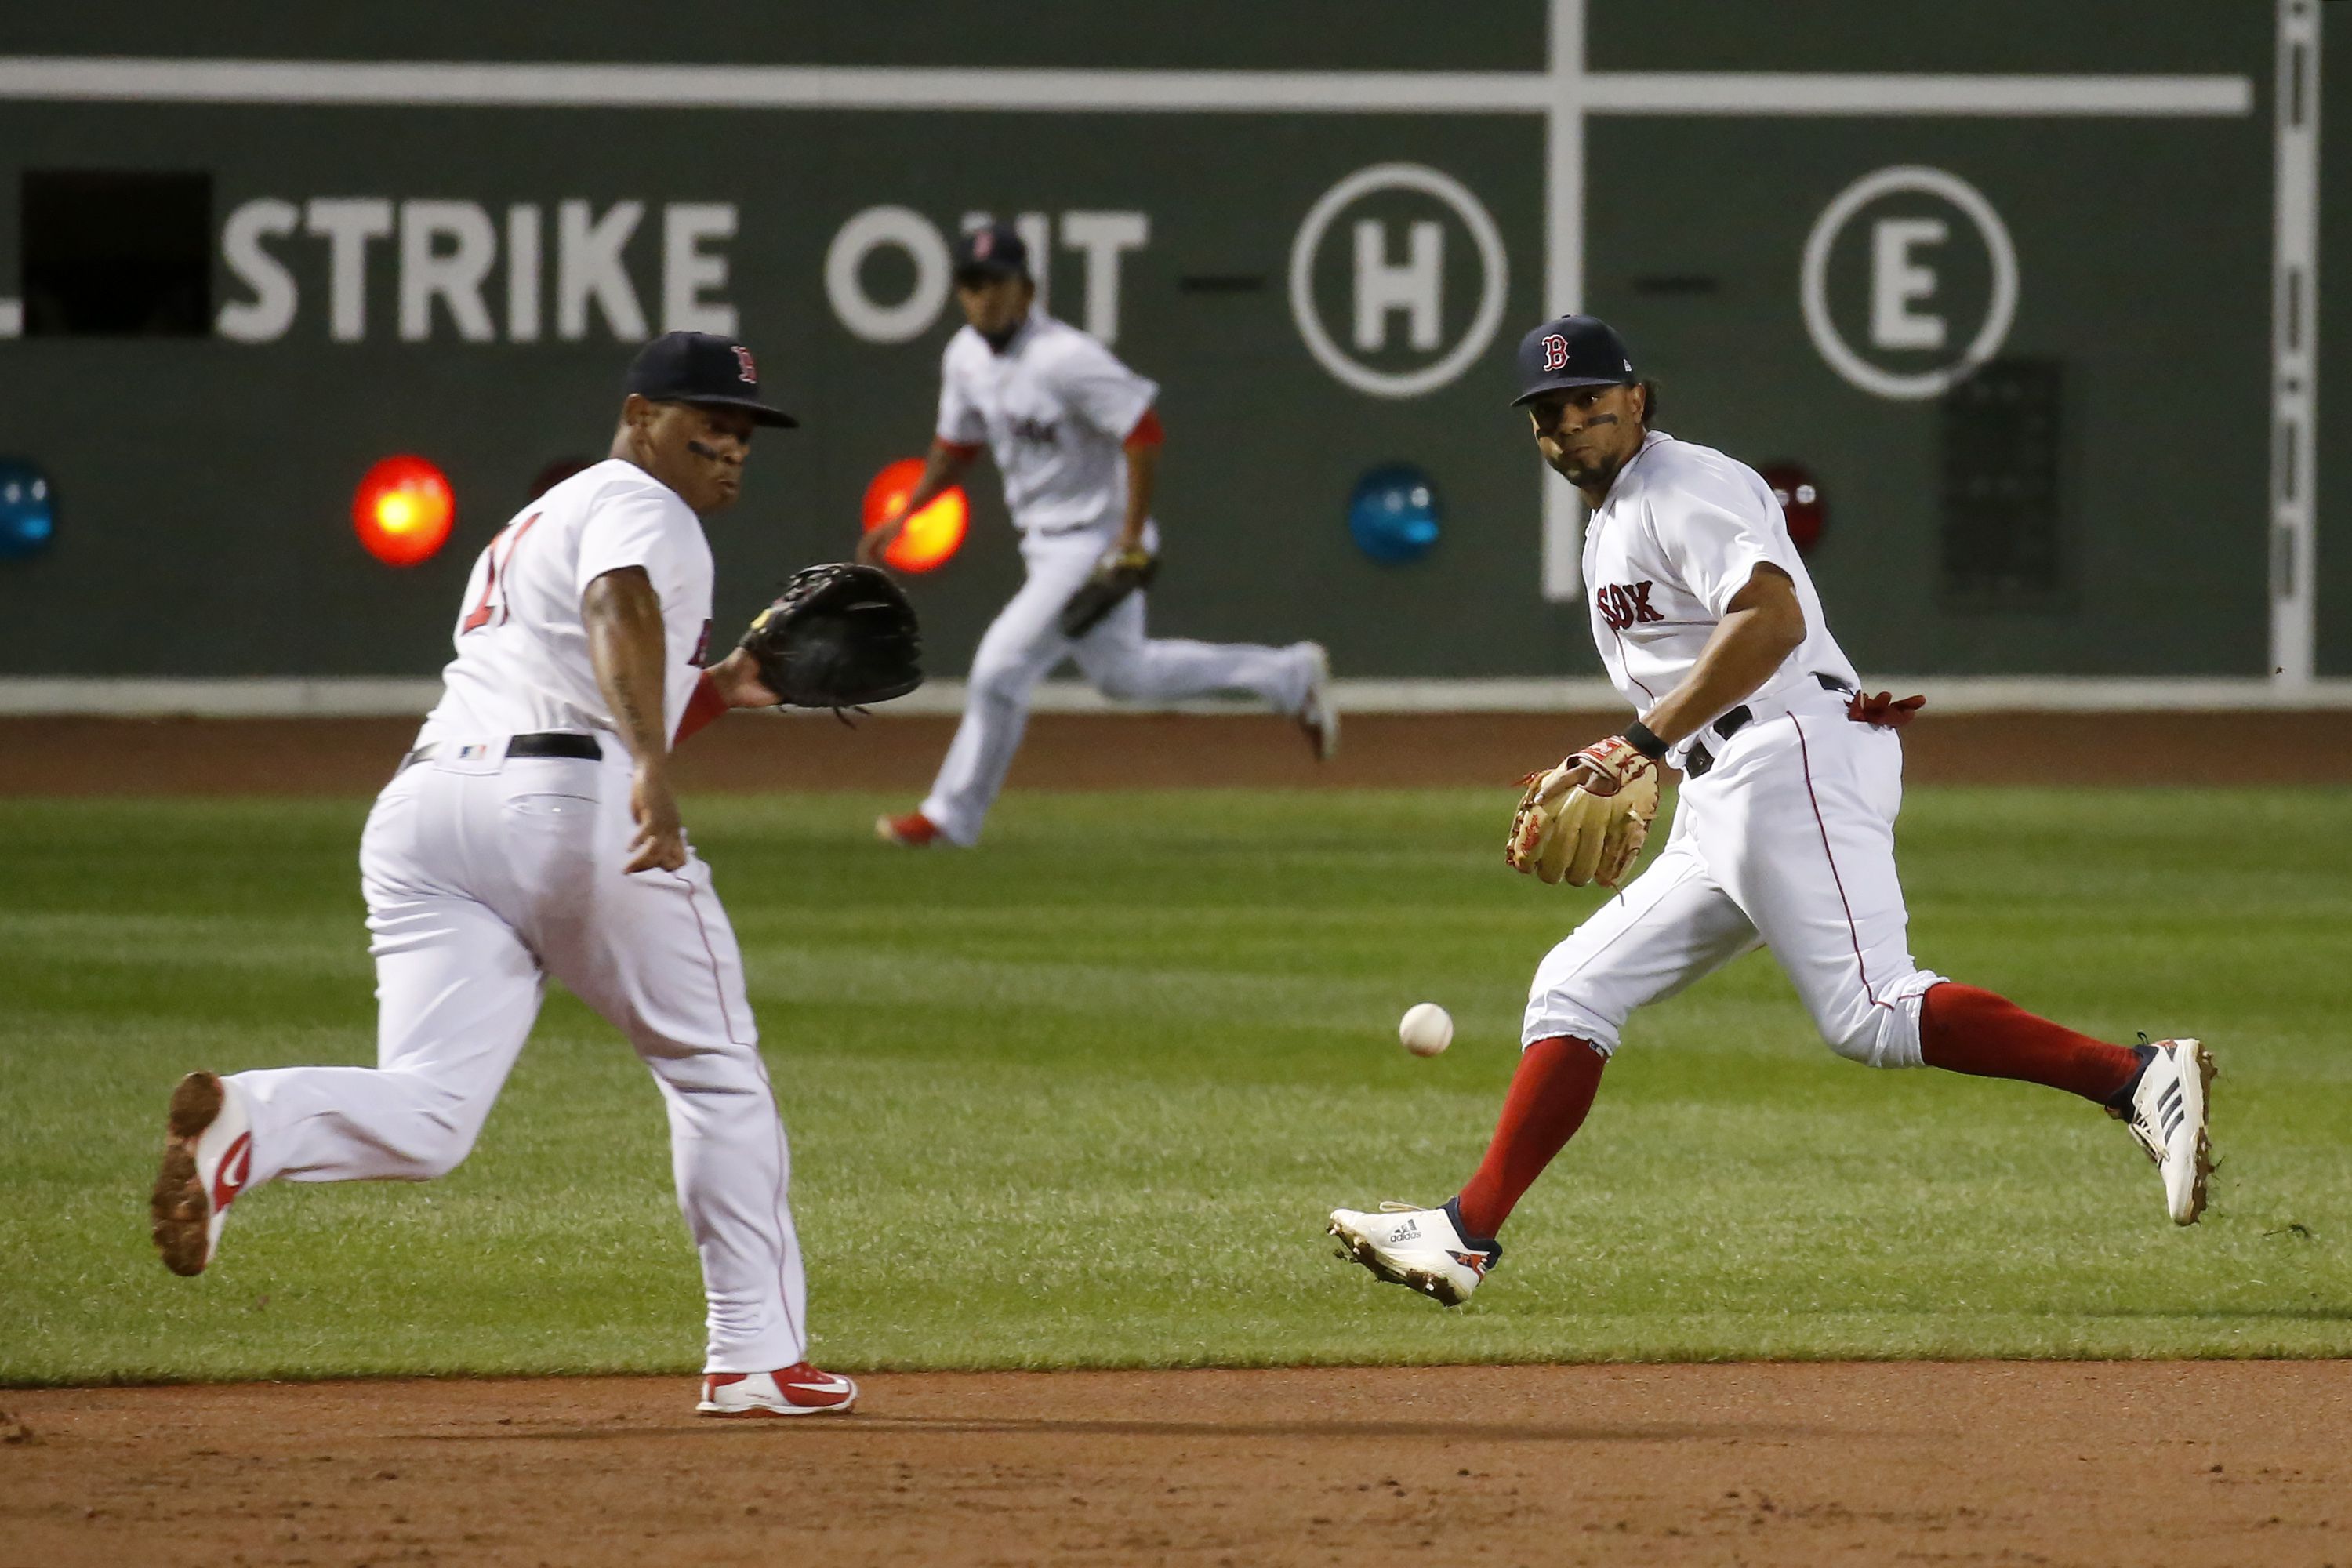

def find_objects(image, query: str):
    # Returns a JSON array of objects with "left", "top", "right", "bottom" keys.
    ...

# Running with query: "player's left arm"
[
  {"left": 670, "top": 648, "right": 782, "bottom": 747},
  {"left": 1116, "top": 408, "right": 1164, "bottom": 554},
  {"left": 1542, "top": 564, "right": 1802, "bottom": 803},
  {"left": 1629, "top": 564, "right": 1806, "bottom": 747},
  {"left": 583, "top": 565, "right": 688, "bottom": 873}
]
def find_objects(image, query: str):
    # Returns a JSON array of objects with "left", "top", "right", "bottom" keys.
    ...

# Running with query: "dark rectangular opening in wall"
[
  {"left": 21, "top": 170, "right": 212, "bottom": 336},
  {"left": 1940, "top": 358, "right": 2067, "bottom": 611}
]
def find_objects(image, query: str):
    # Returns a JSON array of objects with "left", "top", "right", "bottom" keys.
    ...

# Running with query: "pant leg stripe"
[{"left": 1791, "top": 716, "right": 1896, "bottom": 1022}]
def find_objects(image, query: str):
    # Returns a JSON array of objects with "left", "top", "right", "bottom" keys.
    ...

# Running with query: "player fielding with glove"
[
  {"left": 865, "top": 223, "right": 1338, "bottom": 849},
  {"left": 149, "top": 333, "right": 916, "bottom": 1416},
  {"left": 1505, "top": 735, "right": 1661, "bottom": 889},
  {"left": 1330, "top": 315, "right": 2213, "bottom": 1306},
  {"left": 736, "top": 561, "right": 923, "bottom": 719}
]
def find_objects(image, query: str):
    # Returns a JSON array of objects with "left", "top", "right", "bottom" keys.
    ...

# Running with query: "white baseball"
[{"left": 1399, "top": 1002, "right": 1454, "bottom": 1058}]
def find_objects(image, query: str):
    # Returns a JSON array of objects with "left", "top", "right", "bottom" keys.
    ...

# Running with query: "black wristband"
[{"left": 1622, "top": 721, "right": 1669, "bottom": 760}]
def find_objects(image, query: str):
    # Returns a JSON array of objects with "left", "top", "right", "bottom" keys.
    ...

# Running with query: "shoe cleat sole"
[
  {"left": 2180, "top": 1039, "right": 2217, "bottom": 1225},
  {"left": 1327, "top": 1219, "right": 1470, "bottom": 1307},
  {"left": 151, "top": 1073, "right": 224, "bottom": 1277}
]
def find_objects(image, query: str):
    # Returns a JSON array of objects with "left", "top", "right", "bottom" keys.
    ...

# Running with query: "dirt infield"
[
  {"left": 5, "top": 708, "right": 2351, "bottom": 795},
  {"left": 4, "top": 1363, "right": 2347, "bottom": 1566}
]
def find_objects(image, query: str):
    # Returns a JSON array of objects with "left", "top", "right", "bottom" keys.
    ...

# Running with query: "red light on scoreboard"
[
  {"left": 354, "top": 455, "right": 456, "bottom": 567},
  {"left": 860, "top": 457, "right": 968, "bottom": 574},
  {"left": 1761, "top": 462, "right": 1826, "bottom": 557}
]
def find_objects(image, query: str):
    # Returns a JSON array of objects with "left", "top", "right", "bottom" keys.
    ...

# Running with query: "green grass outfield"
[{"left": 2, "top": 787, "right": 2348, "bottom": 1385}]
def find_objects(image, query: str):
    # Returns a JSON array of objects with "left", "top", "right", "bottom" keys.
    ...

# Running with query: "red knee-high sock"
[
  {"left": 1454, "top": 1035, "right": 1607, "bottom": 1239},
  {"left": 1918, "top": 982, "right": 2142, "bottom": 1103}
]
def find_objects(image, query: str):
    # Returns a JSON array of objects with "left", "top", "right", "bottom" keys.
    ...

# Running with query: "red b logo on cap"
[
  {"left": 1541, "top": 334, "right": 1570, "bottom": 372},
  {"left": 732, "top": 346, "right": 757, "bottom": 383}
]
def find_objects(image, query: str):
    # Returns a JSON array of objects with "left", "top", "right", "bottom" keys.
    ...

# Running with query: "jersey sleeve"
[
  {"left": 1653, "top": 459, "right": 1803, "bottom": 617},
  {"left": 935, "top": 343, "right": 989, "bottom": 447},
  {"left": 1045, "top": 336, "right": 1159, "bottom": 440},
  {"left": 575, "top": 478, "right": 693, "bottom": 604}
]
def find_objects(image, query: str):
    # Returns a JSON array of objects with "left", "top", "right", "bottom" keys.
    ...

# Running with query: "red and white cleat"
[
  {"left": 698, "top": 1363, "right": 860, "bottom": 1417},
  {"left": 150, "top": 1071, "right": 254, "bottom": 1277},
  {"left": 875, "top": 810, "right": 943, "bottom": 847}
]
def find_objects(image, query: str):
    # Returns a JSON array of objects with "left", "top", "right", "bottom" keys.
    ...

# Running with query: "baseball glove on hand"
[
  {"left": 1505, "top": 735, "right": 1661, "bottom": 888},
  {"left": 738, "top": 563, "right": 924, "bottom": 718},
  {"left": 1058, "top": 545, "right": 1158, "bottom": 638}
]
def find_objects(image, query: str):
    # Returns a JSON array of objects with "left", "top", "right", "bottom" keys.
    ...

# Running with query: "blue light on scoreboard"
[
  {"left": 1348, "top": 463, "right": 1440, "bottom": 565},
  {"left": 0, "top": 459, "right": 56, "bottom": 561}
]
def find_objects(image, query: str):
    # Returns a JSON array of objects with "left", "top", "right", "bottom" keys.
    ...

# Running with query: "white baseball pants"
[
  {"left": 1524, "top": 685, "right": 1946, "bottom": 1065},
  {"left": 921, "top": 524, "right": 1317, "bottom": 844},
  {"left": 230, "top": 743, "right": 809, "bottom": 1374}
]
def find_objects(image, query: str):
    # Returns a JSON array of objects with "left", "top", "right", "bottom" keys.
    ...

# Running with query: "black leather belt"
[
  {"left": 400, "top": 732, "right": 602, "bottom": 772},
  {"left": 1684, "top": 673, "right": 1856, "bottom": 779}
]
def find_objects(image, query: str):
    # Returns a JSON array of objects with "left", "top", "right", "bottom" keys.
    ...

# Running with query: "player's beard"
[{"left": 1548, "top": 444, "right": 1622, "bottom": 492}]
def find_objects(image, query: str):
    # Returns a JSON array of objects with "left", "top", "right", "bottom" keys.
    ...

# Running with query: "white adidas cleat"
[
  {"left": 1327, "top": 1199, "right": 1499, "bottom": 1306},
  {"left": 2111, "top": 1038, "right": 2216, "bottom": 1225},
  {"left": 697, "top": 1363, "right": 859, "bottom": 1417},
  {"left": 150, "top": 1071, "right": 255, "bottom": 1277},
  {"left": 1297, "top": 642, "right": 1340, "bottom": 762}
]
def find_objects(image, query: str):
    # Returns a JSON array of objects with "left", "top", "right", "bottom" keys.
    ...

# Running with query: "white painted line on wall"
[
  {"left": 0, "top": 299, "right": 20, "bottom": 338},
  {"left": 0, "top": 57, "right": 1556, "bottom": 112},
  {"left": 8, "top": 676, "right": 2352, "bottom": 720},
  {"left": 2270, "top": 0, "right": 2323, "bottom": 688},
  {"left": 0, "top": 55, "right": 2254, "bottom": 118},
  {"left": 1584, "top": 72, "right": 2255, "bottom": 118},
  {"left": 1538, "top": 0, "right": 1588, "bottom": 604}
]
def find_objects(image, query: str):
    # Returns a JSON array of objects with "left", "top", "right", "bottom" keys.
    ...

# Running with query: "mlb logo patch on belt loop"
[{"left": 457, "top": 743, "right": 492, "bottom": 763}]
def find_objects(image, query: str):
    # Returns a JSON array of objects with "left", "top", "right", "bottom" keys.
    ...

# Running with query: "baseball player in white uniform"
[
  {"left": 1330, "top": 314, "right": 2216, "bottom": 1305},
  {"left": 149, "top": 332, "right": 858, "bottom": 1417},
  {"left": 863, "top": 222, "right": 1338, "bottom": 848}
]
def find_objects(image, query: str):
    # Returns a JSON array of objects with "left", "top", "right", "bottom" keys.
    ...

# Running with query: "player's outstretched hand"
[
  {"left": 706, "top": 645, "right": 782, "bottom": 709},
  {"left": 626, "top": 761, "right": 688, "bottom": 873}
]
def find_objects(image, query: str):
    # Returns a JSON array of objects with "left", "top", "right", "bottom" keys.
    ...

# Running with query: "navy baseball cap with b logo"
[
  {"left": 624, "top": 331, "right": 798, "bottom": 427},
  {"left": 953, "top": 222, "right": 1030, "bottom": 285},
  {"left": 1512, "top": 314, "right": 1639, "bottom": 406}
]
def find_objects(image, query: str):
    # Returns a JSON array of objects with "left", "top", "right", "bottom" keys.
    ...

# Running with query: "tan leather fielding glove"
[{"left": 1504, "top": 736, "right": 1662, "bottom": 888}]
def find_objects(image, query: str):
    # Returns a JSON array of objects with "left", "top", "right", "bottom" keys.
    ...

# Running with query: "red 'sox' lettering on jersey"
[{"left": 1596, "top": 580, "right": 1666, "bottom": 633}]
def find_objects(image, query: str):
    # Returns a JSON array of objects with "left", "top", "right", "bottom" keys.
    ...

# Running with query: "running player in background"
[
  {"left": 149, "top": 332, "right": 858, "bottom": 1417},
  {"left": 865, "top": 222, "right": 1338, "bottom": 848},
  {"left": 1328, "top": 314, "right": 2215, "bottom": 1307}
]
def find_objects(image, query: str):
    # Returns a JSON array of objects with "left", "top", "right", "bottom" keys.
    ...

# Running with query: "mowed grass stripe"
[{"left": 0, "top": 787, "right": 2347, "bottom": 1384}]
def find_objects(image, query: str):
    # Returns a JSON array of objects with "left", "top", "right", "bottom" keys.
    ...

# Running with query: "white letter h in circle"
[{"left": 1352, "top": 220, "right": 1442, "bottom": 351}]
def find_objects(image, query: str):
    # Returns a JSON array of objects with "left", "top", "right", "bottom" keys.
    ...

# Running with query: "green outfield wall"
[{"left": 0, "top": 3, "right": 2336, "bottom": 681}]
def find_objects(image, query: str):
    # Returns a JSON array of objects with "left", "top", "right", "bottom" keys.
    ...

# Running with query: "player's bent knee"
[
  {"left": 383, "top": 1097, "right": 493, "bottom": 1179},
  {"left": 1522, "top": 992, "right": 1624, "bottom": 1057},
  {"left": 384, "top": 1132, "right": 476, "bottom": 1180},
  {"left": 967, "top": 657, "right": 1033, "bottom": 707},
  {"left": 1087, "top": 660, "right": 1149, "bottom": 702},
  {"left": 1819, "top": 1006, "right": 1923, "bottom": 1069}
]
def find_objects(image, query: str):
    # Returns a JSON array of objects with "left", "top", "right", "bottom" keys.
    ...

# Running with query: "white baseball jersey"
[
  {"left": 1582, "top": 431, "right": 1857, "bottom": 756},
  {"left": 227, "top": 459, "right": 812, "bottom": 1378},
  {"left": 419, "top": 459, "right": 713, "bottom": 754},
  {"left": 935, "top": 312, "right": 1158, "bottom": 535},
  {"left": 1526, "top": 426, "right": 1944, "bottom": 1083},
  {"left": 913, "top": 310, "right": 1316, "bottom": 846}
]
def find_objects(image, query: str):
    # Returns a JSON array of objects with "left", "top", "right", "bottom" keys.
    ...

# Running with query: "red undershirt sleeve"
[
  {"left": 1123, "top": 407, "right": 1164, "bottom": 448},
  {"left": 673, "top": 669, "right": 729, "bottom": 746}
]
